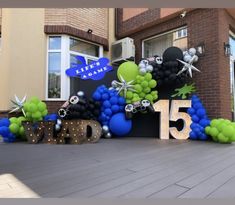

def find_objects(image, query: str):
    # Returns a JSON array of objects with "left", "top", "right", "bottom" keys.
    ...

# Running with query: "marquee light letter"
[
  {"left": 153, "top": 100, "right": 170, "bottom": 139},
  {"left": 153, "top": 100, "right": 192, "bottom": 140},
  {"left": 169, "top": 100, "right": 192, "bottom": 140}
]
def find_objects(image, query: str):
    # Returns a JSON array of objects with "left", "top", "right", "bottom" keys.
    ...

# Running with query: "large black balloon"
[
  {"left": 162, "top": 47, "right": 183, "bottom": 63},
  {"left": 148, "top": 46, "right": 188, "bottom": 88}
]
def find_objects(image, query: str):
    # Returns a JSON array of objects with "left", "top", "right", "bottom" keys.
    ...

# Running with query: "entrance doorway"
[{"left": 229, "top": 33, "right": 235, "bottom": 120}]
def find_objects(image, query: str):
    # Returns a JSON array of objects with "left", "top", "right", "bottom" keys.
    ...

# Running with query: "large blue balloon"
[{"left": 109, "top": 113, "right": 132, "bottom": 136}]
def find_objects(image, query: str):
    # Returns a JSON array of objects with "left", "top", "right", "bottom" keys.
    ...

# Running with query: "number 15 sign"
[{"left": 153, "top": 100, "right": 192, "bottom": 140}]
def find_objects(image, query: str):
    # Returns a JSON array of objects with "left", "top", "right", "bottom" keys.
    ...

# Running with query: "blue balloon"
[
  {"left": 190, "top": 123, "right": 198, "bottom": 130},
  {"left": 110, "top": 97, "right": 118, "bottom": 105},
  {"left": 188, "top": 95, "right": 210, "bottom": 141},
  {"left": 92, "top": 92, "right": 101, "bottom": 101},
  {"left": 104, "top": 108, "right": 112, "bottom": 116},
  {"left": 0, "top": 118, "right": 10, "bottom": 127},
  {"left": 197, "top": 108, "right": 206, "bottom": 118},
  {"left": 44, "top": 113, "right": 58, "bottom": 121},
  {"left": 109, "top": 113, "right": 132, "bottom": 136},
  {"left": 189, "top": 131, "right": 197, "bottom": 140},
  {"left": 119, "top": 106, "right": 125, "bottom": 111},
  {"left": 193, "top": 103, "right": 202, "bottom": 110},
  {"left": 199, "top": 119, "right": 209, "bottom": 127},
  {"left": 118, "top": 97, "right": 126, "bottom": 105},
  {"left": 103, "top": 100, "right": 111, "bottom": 108},
  {"left": 102, "top": 93, "right": 109, "bottom": 100},
  {"left": 194, "top": 127, "right": 201, "bottom": 134},
  {"left": 111, "top": 105, "right": 120, "bottom": 113},
  {"left": 199, "top": 133, "right": 207, "bottom": 140},
  {"left": 192, "top": 115, "right": 199, "bottom": 123},
  {"left": 187, "top": 108, "right": 195, "bottom": 115}
]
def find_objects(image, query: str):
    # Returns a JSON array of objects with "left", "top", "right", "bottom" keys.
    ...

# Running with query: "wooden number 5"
[{"left": 170, "top": 100, "right": 192, "bottom": 140}]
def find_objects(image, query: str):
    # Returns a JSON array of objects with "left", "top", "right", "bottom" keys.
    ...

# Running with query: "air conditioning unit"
[{"left": 111, "top": 37, "right": 135, "bottom": 64}]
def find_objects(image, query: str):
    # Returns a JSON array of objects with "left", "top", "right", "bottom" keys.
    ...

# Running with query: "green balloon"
[
  {"left": 222, "top": 125, "right": 235, "bottom": 138},
  {"left": 145, "top": 94, "right": 153, "bottom": 102},
  {"left": 37, "top": 102, "right": 47, "bottom": 112},
  {"left": 217, "top": 133, "right": 230, "bottom": 143},
  {"left": 126, "top": 91, "right": 133, "bottom": 99},
  {"left": 17, "top": 116, "right": 26, "bottom": 125},
  {"left": 29, "top": 103, "right": 37, "bottom": 113},
  {"left": 42, "top": 109, "right": 48, "bottom": 117},
  {"left": 26, "top": 112, "right": 32, "bottom": 118},
  {"left": 32, "top": 111, "right": 42, "bottom": 120},
  {"left": 230, "top": 132, "right": 235, "bottom": 141},
  {"left": 30, "top": 96, "right": 40, "bottom": 104},
  {"left": 148, "top": 80, "right": 157, "bottom": 88},
  {"left": 205, "top": 126, "right": 211, "bottom": 135},
  {"left": 10, "top": 117, "right": 18, "bottom": 124},
  {"left": 23, "top": 102, "right": 30, "bottom": 111},
  {"left": 134, "top": 84, "right": 142, "bottom": 93},
  {"left": 143, "top": 87, "right": 151, "bottom": 94},
  {"left": 217, "top": 123, "right": 226, "bottom": 132},
  {"left": 210, "top": 119, "right": 219, "bottom": 127},
  {"left": 19, "top": 126, "right": 25, "bottom": 136},
  {"left": 9, "top": 123, "right": 20, "bottom": 134},
  {"left": 139, "top": 92, "right": 145, "bottom": 98},
  {"left": 145, "top": 73, "right": 152, "bottom": 81},
  {"left": 117, "top": 62, "right": 139, "bottom": 82},
  {"left": 210, "top": 127, "right": 219, "bottom": 138},
  {"left": 141, "top": 81, "right": 148, "bottom": 88}
]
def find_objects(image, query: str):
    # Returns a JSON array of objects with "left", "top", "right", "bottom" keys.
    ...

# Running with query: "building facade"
[
  {"left": 116, "top": 8, "right": 235, "bottom": 120},
  {"left": 0, "top": 8, "right": 235, "bottom": 121}
]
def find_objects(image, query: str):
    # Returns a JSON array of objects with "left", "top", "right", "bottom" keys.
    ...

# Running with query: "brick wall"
[
  {"left": 45, "top": 8, "right": 108, "bottom": 39},
  {"left": 44, "top": 100, "right": 65, "bottom": 114},
  {"left": 116, "top": 8, "right": 235, "bottom": 120},
  {"left": 123, "top": 8, "right": 148, "bottom": 21}
]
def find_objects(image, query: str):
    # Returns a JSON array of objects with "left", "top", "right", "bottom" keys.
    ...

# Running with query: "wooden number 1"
[
  {"left": 153, "top": 100, "right": 170, "bottom": 139},
  {"left": 153, "top": 100, "right": 192, "bottom": 140}
]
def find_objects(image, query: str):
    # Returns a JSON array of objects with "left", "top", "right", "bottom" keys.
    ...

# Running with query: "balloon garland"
[
  {"left": 205, "top": 119, "right": 235, "bottom": 143},
  {"left": 92, "top": 85, "right": 127, "bottom": 137},
  {"left": 58, "top": 92, "right": 101, "bottom": 121},
  {"left": 9, "top": 116, "right": 27, "bottom": 140},
  {"left": 113, "top": 62, "right": 158, "bottom": 104},
  {"left": 187, "top": 95, "right": 211, "bottom": 141},
  {"left": 0, "top": 118, "right": 15, "bottom": 143},
  {"left": 3, "top": 46, "right": 235, "bottom": 145},
  {"left": 150, "top": 47, "right": 188, "bottom": 87},
  {"left": 23, "top": 97, "right": 48, "bottom": 122}
]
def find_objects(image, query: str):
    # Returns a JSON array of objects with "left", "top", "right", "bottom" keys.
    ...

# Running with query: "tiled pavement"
[{"left": 1, "top": 138, "right": 235, "bottom": 198}]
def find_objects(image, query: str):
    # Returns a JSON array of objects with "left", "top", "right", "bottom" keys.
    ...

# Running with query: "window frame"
[
  {"left": 141, "top": 26, "right": 187, "bottom": 58},
  {"left": 46, "top": 35, "right": 103, "bottom": 101}
]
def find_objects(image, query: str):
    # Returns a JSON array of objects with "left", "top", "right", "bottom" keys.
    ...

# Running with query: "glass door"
[{"left": 229, "top": 33, "right": 235, "bottom": 120}]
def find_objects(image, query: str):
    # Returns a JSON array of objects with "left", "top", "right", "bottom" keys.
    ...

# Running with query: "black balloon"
[
  {"left": 59, "top": 92, "right": 101, "bottom": 120},
  {"left": 148, "top": 46, "right": 189, "bottom": 87},
  {"left": 162, "top": 47, "right": 183, "bottom": 63}
]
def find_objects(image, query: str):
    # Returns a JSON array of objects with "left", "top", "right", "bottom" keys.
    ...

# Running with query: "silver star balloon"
[
  {"left": 177, "top": 55, "right": 201, "bottom": 78},
  {"left": 111, "top": 75, "right": 136, "bottom": 98},
  {"left": 9, "top": 94, "right": 27, "bottom": 117}
]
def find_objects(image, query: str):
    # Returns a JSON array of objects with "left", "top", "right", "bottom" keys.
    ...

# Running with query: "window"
[
  {"left": 46, "top": 35, "right": 103, "bottom": 100},
  {"left": 142, "top": 27, "right": 188, "bottom": 58},
  {"left": 47, "top": 36, "right": 62, "bottom": 99},
  {"left": 175, "top": 28, "right": 187, "bottom": 39}
]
